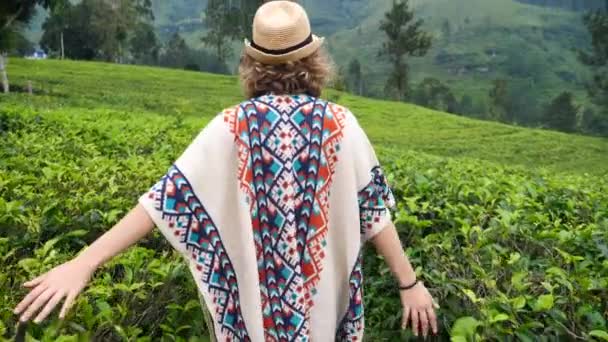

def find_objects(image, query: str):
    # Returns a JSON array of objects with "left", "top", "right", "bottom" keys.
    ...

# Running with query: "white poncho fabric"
[{"left": 139, "top": 94, "right": 395, "bottom": 341}]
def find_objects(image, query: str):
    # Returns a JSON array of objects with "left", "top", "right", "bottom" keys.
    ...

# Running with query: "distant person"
[{"left": 13, "top": 1, "right": 438, "bottom": 340}]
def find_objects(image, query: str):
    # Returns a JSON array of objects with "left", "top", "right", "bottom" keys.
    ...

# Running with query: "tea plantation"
[{"left": 1, "top": 58, "right": 607, "bottom": 341}]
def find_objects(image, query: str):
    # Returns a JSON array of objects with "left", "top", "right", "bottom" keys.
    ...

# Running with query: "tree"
[
  {"left": 130, "top": 22, "right": 159, "bottom": 65},
  {"left": 346, "top": 58, "right": 363, "bottom": 95},
  {"left": 379, "top": 0, "right": 432, "bottom": 101},
  {"left": 0, "top": 1, "right": 66, "bottom": 32},
  {"left": 159, "top": 33, "right": 228, "bottom": 74},
  {"left": 332, "top": 66, "right": 348, "bottom": 92},
  {"left": 0, "top": 0, "right": 68, "bottom": 93},
  {"left": 579, "top": 9, "right": 608, "bottom": 109},
  {"left": 441, "top": 19, "right": 451, "bottom": 38},
  {"left": 488, "top": 79, "right": 509, "bottom": 121},
  {"left": 202, "top": 0, "right": 241, "bottom": 64},
  {"left": 412, "top": 77, "right": 458, "bottom": 113},
  {"left": 543, "top": 91, "right": 578, "bottom": 133},
  {"left": 457, "top": 94, "right": 475, "bottom": 116},
  {"left": 41, "top": 0, "right": 157, "bottom": 63},
  {"left": 239, "top": 0, "right": 265, "bottom": 39}
]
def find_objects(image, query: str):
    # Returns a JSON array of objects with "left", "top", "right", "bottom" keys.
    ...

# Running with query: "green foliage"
[
  {"left": 363, "top": 149, "right": 608, "bottom": 340},
  {"left": 0, "top": 0, "right": 67, "bottom": 33},
  {"left": 543, "top": 91, "right": 578, "bottom": 133},
  {"left": 346, "top": 58, "right": 364, "bottom": 96},
  {"left": 159, "top": 33, "right": 228, "bottom": 74},
  {"left": 412, "top": 77, "right": 457, "bottom": 114},
  {"left": 201, "top": 0, "right": 241, "bottom": 63},
  {"left": 488, "top": 79, "right": 509, "bottom": 122},
  {"left": 2, "top": 57, "right": 608, "bottom": 339},
  {"left": 0, "top": 0, "right": 67, "bottom": 52},
  {"left": 40, "top": 0, "right": 156, "bottom": 63},
  {"left": 580, "top": 10, "right": 608, "bottom": 111}
]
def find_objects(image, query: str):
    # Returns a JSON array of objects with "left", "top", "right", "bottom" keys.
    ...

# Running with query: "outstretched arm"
[
  {"left": 13, "top": 203, "right": 155, "bottom": 323},
  {"left": 74, "top": 203, "right": 155, "bottom": 270},
  {"left": 370, "top": 220, "right": 439, "bottom": 338}
]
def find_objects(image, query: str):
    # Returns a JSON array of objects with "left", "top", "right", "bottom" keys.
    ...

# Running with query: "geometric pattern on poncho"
[
  {"left": 223, "top": 94, "right": 345, "bottom": 341},
  {"left": 336, "top": 165, "right": 394, "bottom": 340},
  {"left": 358, "top": 166, "right": 396, "bottom": 239},
  {"left": 146, "top": 165, "right": 252, "bottom": 341},
  {"left": 335, "top": 250, "right": 364, "bottom": 341}
]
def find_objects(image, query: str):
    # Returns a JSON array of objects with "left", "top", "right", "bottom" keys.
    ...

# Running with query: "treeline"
[
  {"left": 515, "top": 0, "right": 607, "bottom": 11},
  {"left": 39, "top": 0, "right": 227, "bottom": 73}
]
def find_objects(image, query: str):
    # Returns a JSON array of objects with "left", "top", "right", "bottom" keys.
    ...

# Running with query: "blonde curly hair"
[{"left": 238, "top": 48, "right": 335, "bottom": 98}]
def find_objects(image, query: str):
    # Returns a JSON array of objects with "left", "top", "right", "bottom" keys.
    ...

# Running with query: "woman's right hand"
[{"left": 13, "top": 258, "right": 96, "bottom": 324}]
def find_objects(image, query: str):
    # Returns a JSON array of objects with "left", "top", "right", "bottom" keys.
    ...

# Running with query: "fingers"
[
  {"left": 410, "top": 308, "right": 419, "bottom": 337},
  {"left": 23, "top": 273, "right": 48, "bottom": 288},
  {"left": 427, "top": 306, "right": 438, "bottom": 335},
  {"left": 401, "top": 306, "right": 410, "bottom": 330},
  {"left": 33, "top": 290, "right": 65, "bottom": 324},
  {"left": 431, "top": 296, "right": 440, "bottom": 309},
  {"left": 59, "top": 291, "right": 77, "bottom": 320},
  {"left": 419, "top": 309, "right": 430, "bottom": 338},
  {"left": 20, "top": 287, "right": 56, "bottom": 322},
  {"left": 14, "top": 282, "right": 49, "bottom": 316}
]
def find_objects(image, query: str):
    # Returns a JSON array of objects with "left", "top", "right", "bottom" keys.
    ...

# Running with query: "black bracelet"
[{"left": 399, "top": 279, "right": 418, "bottom": 291}]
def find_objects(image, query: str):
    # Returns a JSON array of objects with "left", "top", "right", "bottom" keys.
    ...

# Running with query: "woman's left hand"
[{"left": 400, "top": 281, "right": 439, "bottom": 338}]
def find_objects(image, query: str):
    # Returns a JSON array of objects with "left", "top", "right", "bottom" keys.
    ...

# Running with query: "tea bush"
[
  {"left": 365, "top": 149, "right": 608, "bottom": 340},
  {"left": 1, "top": 59, "right": 607, "bottom": 341},
  {"left": 7, "top": 58, "right": 608, "bottom": 175}
]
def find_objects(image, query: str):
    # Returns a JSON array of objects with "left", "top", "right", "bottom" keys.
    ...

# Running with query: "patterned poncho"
[{"left": 139, "top": 94, "right": 395, "bottom": 341}]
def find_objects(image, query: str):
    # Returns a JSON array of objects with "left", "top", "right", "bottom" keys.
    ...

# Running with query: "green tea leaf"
[
  {"left": 451, "top": 316, "right": 481, "bottom": 340},
  {"left": 589, "top": 330, "right": 608, "bottom": 341},
  {"left": 533, "top": 294, "right": 554, "bottom": 312}
]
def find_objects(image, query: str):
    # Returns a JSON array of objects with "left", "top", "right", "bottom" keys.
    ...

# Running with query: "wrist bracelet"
[{"left": 399, "top": 279, "right": 418, "bottom": 291}]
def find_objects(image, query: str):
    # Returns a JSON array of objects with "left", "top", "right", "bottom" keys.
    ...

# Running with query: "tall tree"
[
  {"left": 543, "top": 91, "right": 578, "bottom": 133},
  {"left": 0, "top": 0, "right": 65, "bottom": 33},
  {"left": 239, "top": 0, "right": 264, "bottom": 39},
  {"left": 41, "top": 0, "right": 156, "bottom": 63},
  {"left": 488, "top": 79, "right": 509, "bottom": 121},
  {"left": 579, "top": 9, "right": 608, "bottom": 109},
  {"left": 378, "top": 0, "right": 432, "bottom": 101},
  {"left": 201, "top": 0, "right": 241, "bottom": 64},
  {"left": 130, "top": 22, "right": 159, "bottom": 65},
  {"left": 412, "top": 77, "right": 458, "bottom": 113},
  {"left": 0, "top": 0, "right": 68, "bottom": 93},
  {"left": 347, "top": 58, "right": 363, "bottom": 95}
]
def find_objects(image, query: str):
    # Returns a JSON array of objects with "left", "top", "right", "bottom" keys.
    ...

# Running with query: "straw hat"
[{"left": 244, "top": 1, "right": 325, "bottom": 64}]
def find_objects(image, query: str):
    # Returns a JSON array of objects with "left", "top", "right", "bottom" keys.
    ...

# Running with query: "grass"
[{"left": 5, "top": 58, "right": 608, "bottom": 176}]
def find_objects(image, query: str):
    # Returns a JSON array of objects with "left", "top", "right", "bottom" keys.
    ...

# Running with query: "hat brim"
[{"left": 244, "top": 35, "right": 325, "bottom": 65}]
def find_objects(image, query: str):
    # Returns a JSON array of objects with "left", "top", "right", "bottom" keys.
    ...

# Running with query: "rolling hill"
[
  {"left": 24, "top": 0, "right": 598, "bottom": 112},
  {"left": 5, "top": 58, "right": 608, "bottom": 175}
]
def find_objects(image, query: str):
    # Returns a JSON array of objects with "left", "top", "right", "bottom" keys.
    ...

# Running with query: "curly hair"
[{"left": 238, "top": 48, "right": 335, "bottom": 98}]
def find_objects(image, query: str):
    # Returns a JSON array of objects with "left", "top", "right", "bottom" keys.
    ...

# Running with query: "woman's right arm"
[{"left": 13, "top": 203, "right": 155, "bottom": 324}]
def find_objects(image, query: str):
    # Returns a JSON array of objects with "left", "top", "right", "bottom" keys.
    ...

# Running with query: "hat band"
[{"left": 250, "top": 33, "right": 313, "bottom": 55}]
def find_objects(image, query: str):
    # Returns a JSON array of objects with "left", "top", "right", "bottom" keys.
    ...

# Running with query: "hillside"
[
  {"left": 149, "top": 0, "right": 596, "bottom": 103},
  {"left": 5, "top": 58, "right": 608, "bottom": 175},
  {"left": 24, "top": 0, "right": 596, "bottom": 109},
  {"left": 327, "top": 0, "right": 592, "bottom": 102},
  {"left": 2, "top": 58, "right": 607, "bottom": 341}
]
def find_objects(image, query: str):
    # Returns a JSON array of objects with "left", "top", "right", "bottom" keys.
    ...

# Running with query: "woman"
[{"left": 13, "top": 1, "right": 438, "bottom": 340}]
